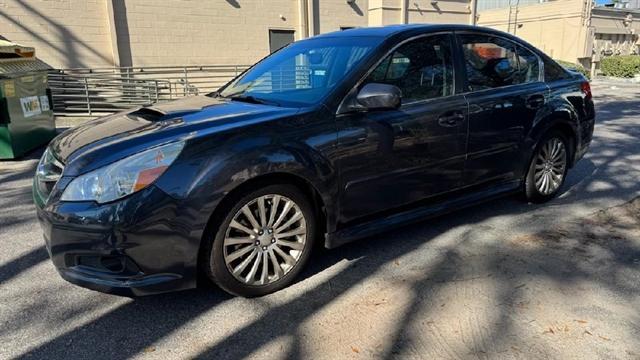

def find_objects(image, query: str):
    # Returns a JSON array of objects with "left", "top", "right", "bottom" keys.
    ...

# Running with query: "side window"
[
  {"left": 364, "top": 35, "right": 454, "bottom": 103},
  {"left": 459, "top": 35, "right": 540, "bottom": 91},
  {"left": 543, "top": 57, "right": 571, "bottom": 81}
]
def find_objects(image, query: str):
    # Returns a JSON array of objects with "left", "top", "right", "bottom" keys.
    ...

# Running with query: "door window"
[
  {"left": 364, "top": 35, "right": 454, "bottom": 103},
  {"left": 459, "top": 34, "right": 540, "bottom": 91}
]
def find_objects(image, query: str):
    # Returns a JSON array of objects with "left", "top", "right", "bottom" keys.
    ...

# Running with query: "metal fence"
[{"left": 48, "top": 65, "right": 250, "bottom": 116}]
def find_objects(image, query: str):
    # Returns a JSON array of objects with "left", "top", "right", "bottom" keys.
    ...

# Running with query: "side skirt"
[{"left": 324, "top": 180, "right": 521, "bottom": 249}]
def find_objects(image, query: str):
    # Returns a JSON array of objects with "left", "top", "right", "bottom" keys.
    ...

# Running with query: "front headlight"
[{"left": 60, "top": 141, "right": 185, "bottom": 203}]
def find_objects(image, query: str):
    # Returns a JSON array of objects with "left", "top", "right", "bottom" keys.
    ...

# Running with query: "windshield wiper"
[{"left": 227, "top": 94, "right": 280, "bottom": 107}]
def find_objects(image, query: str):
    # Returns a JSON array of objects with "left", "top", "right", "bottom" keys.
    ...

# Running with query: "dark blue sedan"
[{"left": 34, "top": 24, "right": 595, "bottom": 297}]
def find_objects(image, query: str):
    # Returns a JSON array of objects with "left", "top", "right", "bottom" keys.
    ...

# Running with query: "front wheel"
[
  {"left": 524, "top": 132, "right": 569, "bottom": 203},
  {"left": 204, "top": 184, "right": 316, "bottom": 297}
]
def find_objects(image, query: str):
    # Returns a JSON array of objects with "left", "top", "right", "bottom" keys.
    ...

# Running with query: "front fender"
[{"left": 154, "top": 117, "right": 339, "bottom": 243}]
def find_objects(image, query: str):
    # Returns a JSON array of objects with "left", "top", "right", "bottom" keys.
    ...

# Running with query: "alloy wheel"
[
  {"left": 223, "top": 194, "right": 307, "bottom": 286},
  {"left": 534, "top": 137, "right": 566, "bottom": 195}
]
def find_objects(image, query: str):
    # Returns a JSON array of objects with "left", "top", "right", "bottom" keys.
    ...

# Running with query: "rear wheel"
[
  {"left": 524, "top": 131, "right": 569, "bottom": 203},
  {"left": 204, "top": 184, "right": 316, "bottom": 297}
]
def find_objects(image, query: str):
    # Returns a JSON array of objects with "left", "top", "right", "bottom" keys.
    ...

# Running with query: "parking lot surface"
[{"left": 1, "top": 80, "right": 640, "bottom": 359}]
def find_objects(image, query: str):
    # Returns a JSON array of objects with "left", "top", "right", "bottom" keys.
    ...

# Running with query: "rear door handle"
[
  {"left": 438, "top": 111, "right": 464, "bottom": 127},
  {"left": 526, "top": 94, "right": 545, "bottom": 109}
]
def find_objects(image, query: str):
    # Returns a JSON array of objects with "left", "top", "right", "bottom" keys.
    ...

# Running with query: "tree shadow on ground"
[{"left": 5, "top": 93, "right": 640, "bottom": 358}]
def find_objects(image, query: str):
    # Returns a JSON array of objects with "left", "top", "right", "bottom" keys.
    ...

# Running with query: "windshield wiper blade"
[{"left": 228, "top": 94, "right": 280, "bottom": 106}]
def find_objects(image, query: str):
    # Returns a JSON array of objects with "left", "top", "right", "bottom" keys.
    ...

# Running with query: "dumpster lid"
[
  {"left": 0, "top": 40, "right": 35, "bottom": 58},
  {"left": 0, "top": 40, "right": 51, "bottom": 77}
]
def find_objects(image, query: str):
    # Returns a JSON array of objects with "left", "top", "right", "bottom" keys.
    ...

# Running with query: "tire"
[
  {"left": 524, "top": 131, "right": 570, "bottom": 203},
  {"left": 203, "top": 183, "right": 316, "bottom": 297}
]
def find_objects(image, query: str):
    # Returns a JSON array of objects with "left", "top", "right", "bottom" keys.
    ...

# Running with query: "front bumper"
[{"left": 36, "top": 185, "right": 204, "bottom": 296}]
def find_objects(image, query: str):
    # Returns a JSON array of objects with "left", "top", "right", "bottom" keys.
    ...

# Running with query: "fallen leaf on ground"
[
  {"left": 351, "top": 346, "right": 360, "bottom": 353},
  {"left": 143, "top": 347, "right": 156, "bottom": 353},
  {"left": 575, "top": 320, "right": 588, "bottom": 324}
]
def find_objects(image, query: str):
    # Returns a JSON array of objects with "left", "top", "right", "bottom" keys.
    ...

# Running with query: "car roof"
[{"left": 314, "top": 24, "right": 491, "bottom": 39}]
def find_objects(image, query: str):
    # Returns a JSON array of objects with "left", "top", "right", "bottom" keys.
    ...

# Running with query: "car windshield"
[{"left": 217, "top": 36, "right": 382, "bottom": 107}]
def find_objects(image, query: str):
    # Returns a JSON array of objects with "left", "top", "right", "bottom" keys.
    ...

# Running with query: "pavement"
[{"left": 1, "top": 80, "right": 640, "bottom": 359}]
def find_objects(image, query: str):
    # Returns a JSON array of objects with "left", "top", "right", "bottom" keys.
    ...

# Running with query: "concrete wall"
[
  {"left": 1, "top": 0, "right": 469, "bottom": 69},
  {"left": 590, "top": 7, "right": 640, "bottom": 59},
  {"left": 0, "top": 0, "right": 114, "bottom": 68},
  {"left": 316, "top": 0, "right": 369, "bottom": 33},
  {"left": 111, "top": 0, "right": 300, "bottom": 66},
  {"left": 368, "top": 0, "right": 471, "bottom": 25},
  {"left": 408, "top": 0, "right": 470, "bottom": 24},
  {"left": 477, "top": 0, "right": 591, "bottom": 64}
]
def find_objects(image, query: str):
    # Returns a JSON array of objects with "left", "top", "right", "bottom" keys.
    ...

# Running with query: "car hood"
[{"left": 49, "top": 96, "right": 300, "bottom": 176}]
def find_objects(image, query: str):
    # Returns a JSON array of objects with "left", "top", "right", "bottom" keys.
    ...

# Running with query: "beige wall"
[
  {"left": 477, "top": 0, "right": 591, "bottom": 64},
  {"left": 368, "top": 0, "right": 471, "bottom": 25},
  {"left": 1, "top": 0, "right": 470, "bottom": 69},
  {"left": 0, "top": 0, "right": 114, "bottom": 68},
  {"left": 316, "top": 0, "right": 369, "bottom": 33},
  {"left": 407, "top": 0, "right": 471, "bottom": 24},
  {"left": 112, "top": 0, "right": 300, "bottom": 66}
]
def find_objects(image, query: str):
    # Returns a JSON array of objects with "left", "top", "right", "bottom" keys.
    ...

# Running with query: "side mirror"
[{"left": 355, "top": 83, "right": 402, "bottom": 111}]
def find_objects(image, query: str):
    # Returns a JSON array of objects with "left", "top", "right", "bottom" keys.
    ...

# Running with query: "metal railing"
[{"left": 48, "top": 65, "right": 250, "bottom": 116}]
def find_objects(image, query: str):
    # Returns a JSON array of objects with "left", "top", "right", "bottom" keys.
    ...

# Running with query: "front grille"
[{"left": 36, "top": 149, "right": 64, "bottom": 200}]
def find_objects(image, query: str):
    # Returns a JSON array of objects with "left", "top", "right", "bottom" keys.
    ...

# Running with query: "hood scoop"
[
  {"left": 128, "top": 107, "right": 166, "bottom": 121},
  {"left": 130, "top": 95, "right": 223, "bottom": 121}
]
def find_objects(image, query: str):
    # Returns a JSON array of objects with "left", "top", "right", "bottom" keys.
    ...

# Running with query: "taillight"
[{"left": 581, "top": 81, "right": 592, "bottom": 101}]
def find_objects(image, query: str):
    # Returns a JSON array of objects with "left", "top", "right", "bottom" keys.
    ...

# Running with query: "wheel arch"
[
  {"left": 527, "top": 109, "right": 580, "bottom": 169},
  {"left": 196, "top": 170, "right": 330, "bottom": 285}
]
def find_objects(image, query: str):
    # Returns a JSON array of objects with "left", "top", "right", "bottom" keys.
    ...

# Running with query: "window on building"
[
  {"left": 459, "top": 34, "right": 540, "bottom": 91},
  {"left": 364, "top": 35, "right": 454, "bottom": 103},
  {"left": 269, "top": 30, "right": 295, "bottom": 53}
]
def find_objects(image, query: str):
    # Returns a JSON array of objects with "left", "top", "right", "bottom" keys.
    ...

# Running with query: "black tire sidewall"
[
  {"left": 205, "top": 184, "right": 316, "bottom": 297},
  {"left": 525, "top": 131, "right": 569, "bottom": 203}
]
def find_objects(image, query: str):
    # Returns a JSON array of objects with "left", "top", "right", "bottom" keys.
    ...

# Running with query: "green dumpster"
[{"left": 0, "top": 40, "right": 55, "bottom": 159}]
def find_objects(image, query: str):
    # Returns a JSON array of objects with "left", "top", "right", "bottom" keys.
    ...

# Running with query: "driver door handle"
[
  {"left": 526, "top": 94, "right": 545, "bottom": 109},
  {"left": 438, "top": 111, "right": 465, "bottom": 127}
]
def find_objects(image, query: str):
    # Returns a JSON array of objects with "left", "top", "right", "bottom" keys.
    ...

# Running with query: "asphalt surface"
[{"left": 1, "top": 80, "right": 639, "bottom": 359}]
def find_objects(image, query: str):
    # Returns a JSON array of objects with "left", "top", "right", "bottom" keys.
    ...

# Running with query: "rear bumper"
[
  {"left": 574, "top": 113, "right": 595, "bottom": 165},
  {"left": 36, "top": 185, "right": 205, "bottom": 296}
]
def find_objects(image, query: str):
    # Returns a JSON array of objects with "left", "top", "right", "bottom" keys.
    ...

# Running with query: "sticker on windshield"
[
  {"left": 20, "top": 96, "right": 42, "bottom": 118},
  {"left": 39, "top": 95, "right": 50, "bottom": 112}
]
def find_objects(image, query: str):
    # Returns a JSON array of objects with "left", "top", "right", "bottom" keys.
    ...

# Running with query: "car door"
[
  {"left": 456, "top": 33, "right": 547, "bottom": 186},
  {"left": 335, "top": 34, "right": 469, "bottom": 223}
]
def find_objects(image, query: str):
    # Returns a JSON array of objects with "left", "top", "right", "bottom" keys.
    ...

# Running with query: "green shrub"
[
  {"left": 600, "top": 55, "right": 640, "bottom": 78},
  {"left": 555, "top": 59, "right": 590, "bottom": 79}
]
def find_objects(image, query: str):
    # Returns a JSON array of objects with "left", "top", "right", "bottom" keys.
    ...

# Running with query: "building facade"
[
  {"left": 476, "top": 0, "right": 640, "bottom": 72},
  {"left": 0, "top": 0, "right": 472, "bottom": 69}
]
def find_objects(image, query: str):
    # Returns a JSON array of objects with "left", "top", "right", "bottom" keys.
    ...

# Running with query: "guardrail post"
[
  {"left": 183, "top": 67, "right": 188, "bottom": 97},
  {"left": 84, "top": 77, "right": 92, "bottom": 116}
]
